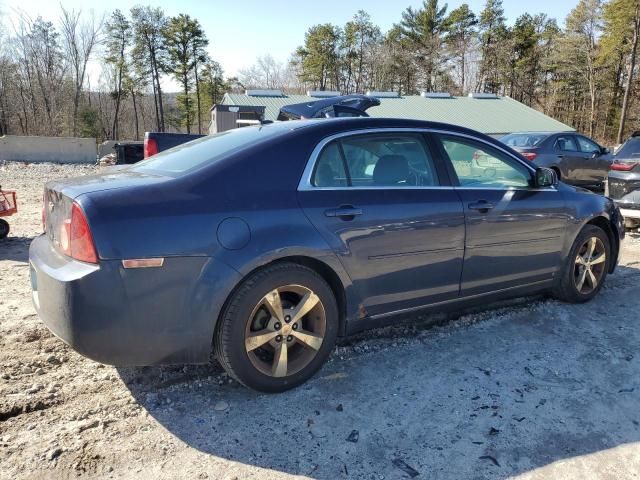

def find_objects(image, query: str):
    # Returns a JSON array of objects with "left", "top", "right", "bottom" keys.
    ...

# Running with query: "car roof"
[
  {"left": 259, "top": 117, "right": 527, "bottom": 157},
  {"left": 263, "top": 116, "right": 496, "bottom": 137}
]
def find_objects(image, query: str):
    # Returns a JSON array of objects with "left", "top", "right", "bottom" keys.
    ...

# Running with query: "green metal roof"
[{"left": 221, "top": 93, "right": 574, "bottom": 135}]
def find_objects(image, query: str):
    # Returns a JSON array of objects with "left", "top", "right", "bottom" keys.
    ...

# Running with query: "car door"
[
  {"left": 553, "top": 135, "right": 585, "bottom": 183},
  {"left": 297, "top": 130, "right": 465, "bottom": 317},
  {"left": 432, "top": 132, "right": 569, "bottom": 297},
  {"left": 576, "top": 135, "right": 611, "bottom": 184}
]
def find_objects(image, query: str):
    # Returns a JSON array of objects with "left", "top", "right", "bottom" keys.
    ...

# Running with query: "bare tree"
[{"left": 60, "top": 6, "right": 103, "bottom": 137}]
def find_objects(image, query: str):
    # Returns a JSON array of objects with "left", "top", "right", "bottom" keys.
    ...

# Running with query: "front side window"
[
  {"left": 310, "top": 132, "right": 439, "bottom": 188},
  {"left": 437, "top": 134, "right": 531, "bottom": 188},
  {"left": 576, "top": 136, "right": 601, "bottom": 154},
  {"left": 555, "top": 135, "right": 578, "bottom": 152}
]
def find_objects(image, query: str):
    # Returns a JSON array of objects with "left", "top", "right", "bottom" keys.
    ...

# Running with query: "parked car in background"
[
  {"left": 606, "top": 132, "right": 640, "bottom": 229},
  {"left": 143, "top": 95, "right": 381, "bottom": 158},
  {"left": 30, "top": 118, "right": 624, "bottom": 393},
  {"left": 500, "top": 132, "right": 613, "bottom": 189},
  {"left": 143, "top": 132, "right": 206, "bottom": 159}
]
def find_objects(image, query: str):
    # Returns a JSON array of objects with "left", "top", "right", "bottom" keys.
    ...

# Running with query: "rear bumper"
[
  {"left": 29, "top": 234, "right": 241, "bottom": 366},
  {"left": 619, "top": 207, "right": 640, "bottom": 220}
]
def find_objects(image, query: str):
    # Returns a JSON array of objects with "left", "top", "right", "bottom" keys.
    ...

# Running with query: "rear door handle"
[
  {"left": 468, "top": 201, "right": 494, "bottom": 212},
  {"left": 324, "top": 205, "right": 363, "bottom": 219}
]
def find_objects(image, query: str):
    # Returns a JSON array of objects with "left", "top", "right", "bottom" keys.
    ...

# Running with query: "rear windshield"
[
  {"left": 501, "top": 133, "right": 549, "bottom": 148},
  {"left": 131, "top": 126, "right": 288, "bottom": 176},
  {"left": 616, "top": 138, "right": 640, "bottom": 160}
]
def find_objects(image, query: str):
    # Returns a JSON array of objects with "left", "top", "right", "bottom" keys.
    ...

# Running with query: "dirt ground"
[{"left": 1, "top": 161, "right": 640, "bottom": 480}]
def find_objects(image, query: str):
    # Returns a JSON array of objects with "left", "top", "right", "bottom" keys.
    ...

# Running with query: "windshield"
[
  {"left": 616, "top": 137, "right": 640, "bottom": 161},
  {"left": 501, "top": 133, "right": 549, "bottom": 148},
  {"left": 131, "top": 126, "right": 288, "bottom": 176}
]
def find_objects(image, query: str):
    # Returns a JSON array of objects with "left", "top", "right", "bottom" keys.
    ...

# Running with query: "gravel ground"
[{"left": 1, "top": 161, "right": 640, "bottom": 480}]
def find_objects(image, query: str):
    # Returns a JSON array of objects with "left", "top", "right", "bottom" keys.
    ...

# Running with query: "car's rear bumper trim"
[
  {"left": 29, "top": 234, "right": 242, "bottom": 366},
  {"left": 620, "top": 208, "right": 640, "bottom": 219}
]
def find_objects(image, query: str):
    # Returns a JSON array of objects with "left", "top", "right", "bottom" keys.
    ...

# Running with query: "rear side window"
[
  {"left": 131, "top": 126, "right": 287, "bottom": 176},
  {"left": 616, "top": 138, "right": 640, "bottom": 158},
  {"left": 312, "top": 143, "right": 348, "bottom": 187},
  {"left": 501, "top": 133, "right": 548, "bottom": 148},
  {"left": 311, "top": 133, "right": 439, "bottom": 188}
]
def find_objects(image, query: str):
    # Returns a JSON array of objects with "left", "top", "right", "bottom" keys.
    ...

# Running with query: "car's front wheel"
[
  {"left": 214, "top": 263, "right": 338, "bottom": 392},
  {"left": 553, "top": 225, "right": 610, "bottom": 303}
]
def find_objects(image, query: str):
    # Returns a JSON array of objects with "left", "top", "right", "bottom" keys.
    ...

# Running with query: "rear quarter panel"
[{"left": 82, "top": 127, "right": 357, "bottom": 348}]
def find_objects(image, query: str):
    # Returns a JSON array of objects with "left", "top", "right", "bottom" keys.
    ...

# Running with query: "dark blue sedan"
[{"left": 30, "top": 118, "right": 624, "bottom": 392}]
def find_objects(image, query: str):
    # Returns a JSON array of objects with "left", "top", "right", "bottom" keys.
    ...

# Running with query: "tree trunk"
[
  {"left": 194, "top": 62, "right": 201, "bottom": 134},
  {"left": 156, "top": 66, "right": 165, "bottom": 132},
  {"left": 72, "top": 87, "right": 80, "bottom": 137},
  {"left": 150, "top": 73, "right": 160, "bottom": 132},
  {"left": 617, "top": 7, "right": 639, "bottom": 144},
  {"left": 131, "top": 88, "right": 140, "bottom": 141},
  {"left": 184, "top": 77, "right": 190, "bottom": 134}
]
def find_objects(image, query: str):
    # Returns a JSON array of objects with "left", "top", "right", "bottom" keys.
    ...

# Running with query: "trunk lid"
[
  {"left": 43, "top": 169, "right": 170, "bottom": 254},
  {"left": 46, "top": 169, "right": 169, "bottom": 200}
]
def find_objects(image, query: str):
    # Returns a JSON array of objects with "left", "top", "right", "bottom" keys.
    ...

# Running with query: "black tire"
[
  {"left": 553, "top": 225, "right": 610, "bottom": 303},
  {"left": 214, "top": 262, "right": 339, "bottom": 393},
  {"left": 0, "top": 219, "right": 9, "bottom": 239}
]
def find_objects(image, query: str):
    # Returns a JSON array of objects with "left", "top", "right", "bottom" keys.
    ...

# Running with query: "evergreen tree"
[
  {"left": 399, "top": 0, "right": 449, "bottom": 92},
  {"left": 104, "top": 9, "right": 130, "bottom": 140},
  {"left": 163, "top": 14, "right": 208, "bottom": 134},
  {"left": 444, "top": 4, "right": 477, "bottom": 94},
  {"left": 131, "top": 6, "right": 168, "bottom": 132}
]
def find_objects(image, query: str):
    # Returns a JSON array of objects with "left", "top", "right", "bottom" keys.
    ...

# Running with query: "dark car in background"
[
  {"left": 30, "top": 118, "right": 623, "bottom": 393},
  {"left": 143, "top": 132, "right": 206, "bottom": 159},
  {"left": 606, "top": 132, "right": 640, "bottom": 229},
  {"left": 500, "top": 132, "right": 613, "bottom": 189}
]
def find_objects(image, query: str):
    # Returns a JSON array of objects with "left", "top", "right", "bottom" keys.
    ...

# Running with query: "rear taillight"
[
  {"left": 59, "top": 202, "right": 98, "bottom": 264},
  {"left": 144, "top": 137, "right": 158, "bottom": 158},
  {"left": 610, "top": 162, "right": 638, "bottom": 171},
  {"left": 521, "top": 152, "right": 537, "bottom": 161}
]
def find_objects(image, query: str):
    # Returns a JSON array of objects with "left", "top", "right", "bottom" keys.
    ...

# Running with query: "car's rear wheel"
[
  {"left": 214, "top": 263, "right": 338, "bottom": 393},
  {"left": 0, "top": 219, "right": 9, "bottom": 239},
  {"left": 553, "top": 225, "right": 610, "bottom": 303}
]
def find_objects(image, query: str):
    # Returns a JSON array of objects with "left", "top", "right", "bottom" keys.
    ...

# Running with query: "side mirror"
[
  {"left": 601, "top": 147, "right": 610, "bottom": 155},
  {"left": 535, "top": 167, "right": 558, "bottom": 188}
]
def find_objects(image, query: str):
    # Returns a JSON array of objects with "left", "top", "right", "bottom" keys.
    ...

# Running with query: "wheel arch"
[
  {"left": 585, "top": 215, "right": 619, "bottom": 273},
  {"left": 213, "top": 254, "right": 352, "bottom": 347}
]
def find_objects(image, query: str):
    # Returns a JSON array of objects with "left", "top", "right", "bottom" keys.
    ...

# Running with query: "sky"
[{"left": 0, "top": 0, "right": 576, "bottom": 88}]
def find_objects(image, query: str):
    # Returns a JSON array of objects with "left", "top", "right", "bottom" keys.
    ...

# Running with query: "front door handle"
[
  {"left": 468, "top": 201, "right": 494, "bottom": 212},
  {"left": 324, "top": 205, "right": 363, "bottom": 220}
]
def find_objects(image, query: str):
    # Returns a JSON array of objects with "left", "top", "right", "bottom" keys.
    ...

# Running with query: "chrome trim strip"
[
  {"left": 297, "top": 127, "right": 552, "bottom": 192},
  {"left": 368, "top": 246, "right": 464, "bottom": 260},
  {"left": 368, "top": 279, "right": 552, "bottom": 321}
]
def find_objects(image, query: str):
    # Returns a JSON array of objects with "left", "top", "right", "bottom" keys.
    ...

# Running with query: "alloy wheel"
[
  {"left": 244, "top": 285, "right": 326, "bottom": 378},
  {"left": 574, "top": 237, "right": 607, "bottom": 295}
]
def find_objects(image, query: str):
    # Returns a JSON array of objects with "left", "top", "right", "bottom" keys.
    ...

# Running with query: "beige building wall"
[{"left": 0, "top": 136, "right": 97, "bottom": 164}]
